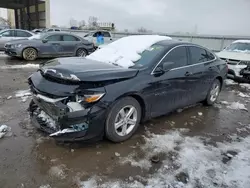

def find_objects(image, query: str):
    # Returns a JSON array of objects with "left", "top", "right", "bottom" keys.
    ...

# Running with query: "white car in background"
[
  {"left": 217, "top": 40, "right": 250, "bottom": 80},
  {"left": 83, "top": 30, "right": 113, "bottom": 46}
]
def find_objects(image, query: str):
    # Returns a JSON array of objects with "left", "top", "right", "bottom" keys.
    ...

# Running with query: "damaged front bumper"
[{"left": 29, "top": 94, "right": 107, "bottom": 141}]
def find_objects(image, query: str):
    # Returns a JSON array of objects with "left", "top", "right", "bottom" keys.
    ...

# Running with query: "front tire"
[
  {"left": 205, "top": 79, "right": 221, "bottom": 105},
  {"left": 105, "top": 97, "right": 141, "bottom": 143},
  {"left": 22, "top": 48, "right": 38, "bottom": 61}
]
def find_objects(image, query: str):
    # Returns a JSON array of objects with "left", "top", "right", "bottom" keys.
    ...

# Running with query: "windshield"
[
  {"left": 132, "top": 44, "right": 165, "bottom": 68},
  {"left": 84, "top": 32, "right": 93, "bottom": 37},
  {"left": 225, "top": 42, "right": 250, "bottom": 52}
]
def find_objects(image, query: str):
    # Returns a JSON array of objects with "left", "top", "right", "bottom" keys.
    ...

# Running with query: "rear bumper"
[{"left": 29, "top": 96, "right": 107, "bottom": 142}]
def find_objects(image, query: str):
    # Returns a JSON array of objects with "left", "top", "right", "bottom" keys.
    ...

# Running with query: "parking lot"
[{"left": 0, "top": 55, "right": 250, "bottom": 188}]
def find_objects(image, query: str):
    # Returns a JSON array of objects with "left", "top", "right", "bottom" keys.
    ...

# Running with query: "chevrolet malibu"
[{"left": 28, "top": 35, "right": 227, "bottom": 142}]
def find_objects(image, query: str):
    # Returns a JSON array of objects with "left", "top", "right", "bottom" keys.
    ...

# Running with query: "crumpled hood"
[
  {"left": 216, "top": 50, "right": 250, "bottom": 61},
  {"left": 40, "top": 57, "right": 139, "bottom": 82}
]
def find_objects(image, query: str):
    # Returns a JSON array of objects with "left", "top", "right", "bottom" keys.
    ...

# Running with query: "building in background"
[{"left": 0, "top": 0, "right": 51, "bottom": 30}]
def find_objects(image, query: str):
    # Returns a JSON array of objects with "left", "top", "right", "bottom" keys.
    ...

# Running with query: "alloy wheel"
[
  {"left": 210, "top": 82, "right": 220, "bottom": 102},
  {"left": 76, "top": 49, "right": 86, "bottom": 57},
  {"left": 24, "top": 48, "right": 37, "bottom": 60},
  {"left": 114, "top": 105, "right": 138, "bottom": 137}
]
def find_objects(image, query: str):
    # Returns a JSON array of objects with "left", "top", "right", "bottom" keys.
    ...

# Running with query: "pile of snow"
[
  {"left": 227, "top": 102, "right": 248, "bottom": 111},
  {"left": 224, "top": 79, "right": 237, "bottom": 86},
  {"left": 238, "top": 92, "right": 250, "bottom": 98},
  {"left": 87, "top": 35, "right": 172, "bottom": 68},
  {"left": 240, "top": 83, "right": 250, "bottom": 90},
  {"left": 15, "top": 89, "right": 32, "bottom": 102},
  {"left": 0, "top": 125, "right": 12, "bottom": 138},
  {"left": 0, "top": 64, "right": 39, "bottom": 69},
  {"left": 37, "top": 110, "right": 56, "bottom": 129},
  {"left": 80, "top": 131, "right": 250, "bottom": 188}
]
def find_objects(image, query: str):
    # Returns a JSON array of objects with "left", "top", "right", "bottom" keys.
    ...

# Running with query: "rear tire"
[
  {"left": 205, "top": 79, "right": 221, "bottom": 105},
  {"left": 105, "top": 97, "right": 141, "bottom": 143},
  {"left": 22, "top": 48, "right": 38, "bottom": 61},
  {"left": 76, "top": 48, "right": 87, "bottom": 57}
]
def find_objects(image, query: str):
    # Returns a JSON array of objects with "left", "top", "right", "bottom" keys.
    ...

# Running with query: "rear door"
[
  {"left": 186, "top": 46, "right": 215, "bottom": 103},
  {"left": 61, "top": 34, "right": 81, "bottom": 56},
  {"left": 0, "top": 30, "right": 15, "bottom": 49},
  {"left": 149, "top": 46, "right": 190, "bottom": 117},
  {"left": 40, "top": 34, "right": 63, "bottom": 57}
]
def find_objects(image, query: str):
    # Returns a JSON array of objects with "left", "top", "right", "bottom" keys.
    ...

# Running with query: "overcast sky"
[{"left": 51, "top": 0, "right": 250, "bottom": 35}]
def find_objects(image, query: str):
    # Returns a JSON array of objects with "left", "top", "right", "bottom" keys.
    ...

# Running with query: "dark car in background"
[
  {"left": 28, "top": 36, "right": 227, "bottom": 143},
  {"left": 4, "top": 32, "right": 95, "bottom": 60}
]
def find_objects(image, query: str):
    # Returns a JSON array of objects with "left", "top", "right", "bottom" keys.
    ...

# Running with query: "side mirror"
[
  {"left": 42, "top": 39, "right": 48, "bottom": 43},
  {"left": 162, "top": 61, "right": 174, "bottom": 71}
]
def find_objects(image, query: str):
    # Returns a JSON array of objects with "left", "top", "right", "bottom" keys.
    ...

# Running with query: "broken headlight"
[{"left": 76, "top": 93, "right": 105, "bottom": 103}]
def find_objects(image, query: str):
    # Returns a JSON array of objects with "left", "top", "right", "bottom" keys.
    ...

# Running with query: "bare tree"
[
  {"left": 79, "top": 20, "right": 86, "bottom": 27},
  {"left": 0, "top": 17, "right": 10, "bottom": 27},
  {"left": 88, "top": 16, "right": 98, "bottom": 27},
  {"left": 137, "top": 27, "right": 147, "bottom": 33}
]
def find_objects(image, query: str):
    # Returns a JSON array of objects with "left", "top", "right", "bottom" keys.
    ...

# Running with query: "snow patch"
[
  {"left": 49, "top": 128, "right": 76, "bottom": 137},
  {"left": 49, "top": 165, "right": 66, "bottom": 179},
  {"left": 15, "top": 89, "right": 32, "bottom": 102},
  {"left": 87, "top": 35, "right": 171, "bottom": 68},
  {"left": 224, "top": 79, "right": 237, "bottom": 86},
  {"left": 240, "top": 83, "right": 250, "bottom": 90},
  {"left": 0, "top": 125, "right": 12, "bottom": 138},
  {"left": 233, "top": 40, "right": 250, "bottom": 44},
  {"left": 81, "top": 131, "right": 250, "bottom": 188},
  {"left": 39, "top": 185, "right": 51, "bottom": 188},
  {"left": 238, "top": 92, "right": 250, "bottom": 98},
  {"left": 0, "top": 64, "right": 39, "bottom": 69},
  {"left": 227, "top": 102, "right": 248, "bottom": 111},
  {"left": 37, "top": 111, "right": 56, "bottom": 129}
]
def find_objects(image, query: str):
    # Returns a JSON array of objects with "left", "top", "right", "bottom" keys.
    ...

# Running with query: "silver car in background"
[
  {"left": 0, "top": 29, "right": 34, "bottom": 50},
  {"left": 4, "top": 32, "right": 95, "bottom": 61}
]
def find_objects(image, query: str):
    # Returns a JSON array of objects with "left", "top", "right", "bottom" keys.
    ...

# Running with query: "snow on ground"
[
  {"left": 80, "top": 130, "right": 250, "bottom": 188},
  {"left": 0, "top": 125, "right": 12, "bottom": 138},
  {"left": 227, "top": 102, "right": 248, "bottom": 111},
  {"left": 87, "top": 35, "right": 171, "bottom": 68},
  {"left": 224, "top": 79, "right": 238, "bottom": 86},
  {"left": 239, "top": 83, "right": 250, "bottom": 90},
  {"left": 0, "top": 64, "right": 39, "bottom": 69},
  {"left": 15, "top": 89, "right": 32, "bottom": 102}
]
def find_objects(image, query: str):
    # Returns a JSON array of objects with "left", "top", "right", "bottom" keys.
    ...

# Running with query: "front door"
[
  {"left": 40, "top": 34, "right": 63, "bottom": 57},
  {"left": 148, "top": 46, "right": 191, "bottom": 117}
]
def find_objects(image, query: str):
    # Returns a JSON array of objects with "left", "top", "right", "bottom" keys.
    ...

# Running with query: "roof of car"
[{"left": 156, "top": 39, "right": 191, "bottom": 46}]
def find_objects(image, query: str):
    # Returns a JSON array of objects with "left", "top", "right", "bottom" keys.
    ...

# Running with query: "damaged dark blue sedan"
[{"left": 28, "top": 35, "right": 227, "bottom": 142}]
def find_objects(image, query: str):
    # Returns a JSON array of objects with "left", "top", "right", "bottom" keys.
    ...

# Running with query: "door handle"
[{"left": 185, "top": 72, "right": 192, "bottom": 76}]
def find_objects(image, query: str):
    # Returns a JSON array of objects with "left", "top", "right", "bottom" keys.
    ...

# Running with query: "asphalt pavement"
[{"left": 0, "top": 56, "right": 250, "bottom": 188}]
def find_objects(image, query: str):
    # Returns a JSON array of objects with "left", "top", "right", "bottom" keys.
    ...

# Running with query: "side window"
[
  {"left": 62, "top": 35, "right": 80, "bottom": 41},
  {"left": 55, "top": 29, "right": 60, "bottom": 32},
  {"left": 161, "top": 46, "right": 188, "bottom": 69},
  {"left": 103, "top": 32, "right": 111, "bottom": 37},
  {"left": 93, "top": 32, "right": 98, "bottom": 37},
  {"left": 16, "top": 31, "right": 32, "bottom": 37},
  {"left": 189, "top": 46, "right": 214, "bottom": 64},
  {"left": 47, "top": 29, "right": 53, "bottom": 32},
  {"left": 1, "top": 30, "right": 14, "bottom": 37},
  {"left": 206, "top": 51, "right": 215, "bottom": 61},
  {"left": 45, "top": 35, "right": 62, "bottom": 41},
  {"left": 239, "top": 61, "right": 250, "bottom": 66}
]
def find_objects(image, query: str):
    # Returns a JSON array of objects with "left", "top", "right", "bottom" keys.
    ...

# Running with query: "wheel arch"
[
  {"left": 115, "top": 93, "right": 146, "bottom": 123},
  {"left": 215, "top": 76, "right": 223, "bottom": 90}
]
